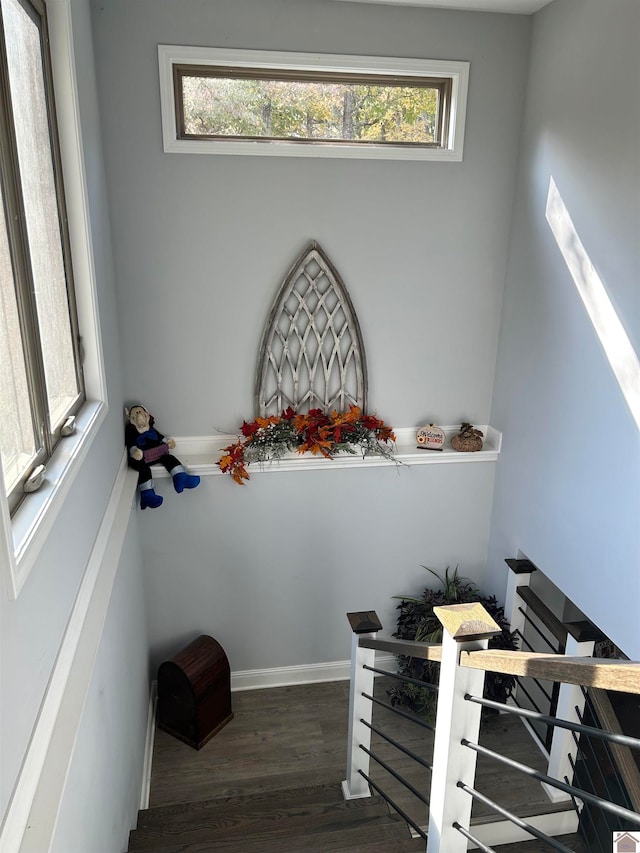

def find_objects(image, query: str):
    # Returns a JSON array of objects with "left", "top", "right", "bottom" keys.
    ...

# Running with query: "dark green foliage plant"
[{"left": 389, "top": 566, "right": 518, "bottom": 721}]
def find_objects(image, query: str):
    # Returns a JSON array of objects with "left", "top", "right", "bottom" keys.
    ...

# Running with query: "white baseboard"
[
  {"left": 231, "top": 654, "right": 397, "bottom": 692},
  {"left": 138, "top": 685, "right": 158, "bottom": 813}
]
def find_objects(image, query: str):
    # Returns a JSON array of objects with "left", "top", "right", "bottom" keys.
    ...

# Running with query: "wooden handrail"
[
  {"left": 359, "top": 636, "right": 443, "bottom": 662},
  {"left": 460, "top": 649, "right": 640, "bottom": 695}
]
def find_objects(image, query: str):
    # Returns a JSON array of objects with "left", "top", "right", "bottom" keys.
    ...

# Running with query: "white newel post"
[
  {"left": 342, "top": 611, "right": 383, "bottom": 801},
  {"left": 543, "top": 630, "right": 597, "bottom": 802},
  {"left": 427, "top": 603, "right": 501, "bottom": 853}
]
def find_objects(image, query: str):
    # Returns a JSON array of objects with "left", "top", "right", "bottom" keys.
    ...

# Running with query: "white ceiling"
[{"left": 333, "top": 0, "right": 553, "bottom": 14}]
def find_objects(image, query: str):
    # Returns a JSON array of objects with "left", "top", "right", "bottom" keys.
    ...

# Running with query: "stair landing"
[{"left": 131, "top": 679, "right": 585, "bottom": 851}]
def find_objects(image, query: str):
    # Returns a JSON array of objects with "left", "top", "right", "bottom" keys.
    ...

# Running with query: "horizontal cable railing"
[
  {"left": 344, "top": 599, "right": 640, "bottom": 852},
  {"left": 466, "top": 694, "right": 640, "bottom": 751},
  {"left": 457, "top": 684, "right": 640, "bottom": 851},
  {"left": 462, "top": 735, "right": 640, "bottom": 823},
  {"left": 456, "top": 782, "right": 575, "bottom": 853},
  {"left": 452, "top": 821, "right": 495, "bottom": 852},
  {"left": 588, "top": 687, "right": 640, "bottom": 814},
  {"left": 364, "top": 691, "right": 436, "bottom": 732},
  {"left": 343, "top": 611, "right": 438, "bottom": 841},
  {"left": 361, "top": 772, "right": 428, "bottom": 841},
  {"left": 361, "top": 719, "right": 433, "bottom": 770},
  {"left": 516, "top": 586, "right": 567, "bottom": 650}
]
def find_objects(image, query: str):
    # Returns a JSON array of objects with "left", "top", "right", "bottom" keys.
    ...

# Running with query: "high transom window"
[
  {"left": 159, "top": 47, "right": 469, "bottom": 161},
  {"left": 0, "top": 0, "right": 84, "bottom": 512},
  {"left": 176, "top": 67, "right": 450, "bottom": 147}
]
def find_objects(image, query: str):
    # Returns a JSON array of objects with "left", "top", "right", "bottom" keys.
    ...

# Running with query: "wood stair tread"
[
  {"left": 136, "top": 781, "right": 346, "bottom": 826},
  {"left": 128, "top": 783, "right": 419, "bottom": 852},
  {"left": 128, "top": 824, "right": 424, "bottom": 853}
]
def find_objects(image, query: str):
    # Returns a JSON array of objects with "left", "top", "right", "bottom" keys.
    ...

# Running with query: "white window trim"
[
  {"left": 0, "top": 0, "right": 107, "bottom": 600},
  {"left": 158, "top": 45, "right": 469, "bottom": 161}
]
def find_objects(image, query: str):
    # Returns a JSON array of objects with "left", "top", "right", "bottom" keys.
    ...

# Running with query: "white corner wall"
[{"left": 487, "top": 0, "right": 640, "bottom": 658}]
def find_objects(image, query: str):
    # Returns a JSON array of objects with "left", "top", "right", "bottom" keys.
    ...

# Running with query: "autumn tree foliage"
[{"left": 181, "top": 75, "right": 439, "bottom": 144}]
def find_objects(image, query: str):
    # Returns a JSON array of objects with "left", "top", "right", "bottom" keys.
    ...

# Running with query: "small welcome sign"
[{"left": 416, "top": 424, "right": 445, "bottom": 451}]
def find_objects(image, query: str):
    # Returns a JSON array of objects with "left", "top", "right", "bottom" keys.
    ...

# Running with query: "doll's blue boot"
[
  {"left": 171, "top": 466, "right": 200, "bottom": 494},
  {"left": 139, "top": 482, "right": 163, "bottom": 510}
]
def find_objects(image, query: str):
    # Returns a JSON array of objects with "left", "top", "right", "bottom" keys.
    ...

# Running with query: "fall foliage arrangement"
[{"left": 218, "top": 406, "right": 396, "bottom": 484}]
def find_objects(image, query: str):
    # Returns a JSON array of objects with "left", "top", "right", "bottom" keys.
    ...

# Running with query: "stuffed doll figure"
[{"left": 125, "top": 404, "right": 200, "bottom": 509}]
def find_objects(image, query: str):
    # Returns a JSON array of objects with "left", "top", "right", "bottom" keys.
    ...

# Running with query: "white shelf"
[{"left": 150, "top": 425, "right": 502, "bottom": 478}]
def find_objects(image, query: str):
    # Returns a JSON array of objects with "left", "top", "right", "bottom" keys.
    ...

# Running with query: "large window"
[
  {"left": 159, "top": 47, "right": 469, "bottom": 161},
  {"left": 0, "top": 0, "right": 84, "bottom": 514}
]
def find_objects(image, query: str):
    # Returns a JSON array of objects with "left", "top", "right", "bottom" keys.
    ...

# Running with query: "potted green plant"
[{"left": 390, "top": 566, "right": 518, "bottom": 721}]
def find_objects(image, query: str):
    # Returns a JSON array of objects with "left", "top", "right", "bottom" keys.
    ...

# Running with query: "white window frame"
[
  {"left": 0, "top": 0, "right": 107, "bottom": 600},
  {"left": 158, "top": 45, "right": 469, "bottom": 162}
]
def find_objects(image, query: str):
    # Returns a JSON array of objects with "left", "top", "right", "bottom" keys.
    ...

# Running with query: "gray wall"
[
  {"left": 0, "top": 1, "right": 149, "bottom": 846},
  {"left": 487, "top": 0, "right": 640, "bottom": 658},
  {"left": 92, "top": 0, "right": 529, "bottom": 431},
  {"left": 51, "top": 525, "right": 148, "bottom": 853},
  {"left": 91, "top": 0, "right": 530, "bottom": 672}
]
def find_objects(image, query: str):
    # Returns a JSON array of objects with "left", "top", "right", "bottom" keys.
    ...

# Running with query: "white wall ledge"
[{"left": 150, "top": 425, "right": 501, "bottom": 478}]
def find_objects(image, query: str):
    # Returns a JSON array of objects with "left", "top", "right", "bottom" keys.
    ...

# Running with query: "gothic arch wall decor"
[{"left": 255, "top": 242, "right": 368, "bottom": 417}]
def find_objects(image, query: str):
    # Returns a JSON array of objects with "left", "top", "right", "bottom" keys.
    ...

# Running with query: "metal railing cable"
[
  {"left": 512, "top": 675, "right": 548, "bottom": 715},
  {"left": 563, "top": 778, "right": 608, "bottom": 853},
  {"left": 518, "top": 606, "right": 561, "bottom": 653},
  {"left": 465, "top": 694, "right": 640, "bottom": 752},
  {"left": 362, "top": 663, "right": 439, "bottom": 692},
  {"left": 456, "top": 781, "right": 575, "bottom": 853},
  {"left": 359, "top": 744, "right": 429, "bottom": 804},
  {"left": 576, "top": 696, "right": 638, "bottom": 800},
  {"left": 452, "top": 821, "right": 496, "bottom": 852},
  {"left": 460, "top": 738, "right": 640, "bottom": 825},
  {"left": 576, "top": 796, "right": 608, "bottom": 853},
  {"left": 570, "top": 729, "right": 626, "bottom": 810},
  {"left": 361, "top": 719, "right": 433, "bottom": 770},
  {"left": 362, "top": 692, "right": 436, "bottom": 732},
  {"left": 515, "top": 628, "right": 538, "bottom": 653},
  {"left": 350, "top": 667, "right": 436, "bottom": 840},
  {"left": 568, "top": 733, "right": 636, "bottom": 849},
  {"left": 359, "top": 770, "right": 428, "bottom": 841},
  {"left": 568, "top": 750, "right": 616, "bottom": 851},
  {"left": 514, "top": 674, "right": 553, "bottom": 710},
  {"left": 514, "top": 630, "right": 556, "bottom": 705}
]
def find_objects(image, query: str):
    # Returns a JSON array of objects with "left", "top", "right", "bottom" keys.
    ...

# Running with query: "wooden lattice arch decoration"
[{"left": 255, "top": 242, "right": 368, "bottom": 417}]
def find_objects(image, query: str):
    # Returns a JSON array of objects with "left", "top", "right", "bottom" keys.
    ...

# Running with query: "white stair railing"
[{"left": 344, "top": 597, "right": 640, "bottom": 851}]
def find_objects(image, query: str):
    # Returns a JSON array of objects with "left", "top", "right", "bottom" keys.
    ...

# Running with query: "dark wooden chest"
[{"left": 157, "top": 634, "right": 233, "bottom": 749}]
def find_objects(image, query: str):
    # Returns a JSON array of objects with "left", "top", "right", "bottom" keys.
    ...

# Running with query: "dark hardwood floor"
[{"left": 136, "top": 679, "right": 588, "bottom": 852}]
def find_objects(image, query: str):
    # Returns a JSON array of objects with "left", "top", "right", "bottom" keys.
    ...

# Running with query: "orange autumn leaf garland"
[{"left": 218, "top": 406, "right": 396, "bottom": 484}]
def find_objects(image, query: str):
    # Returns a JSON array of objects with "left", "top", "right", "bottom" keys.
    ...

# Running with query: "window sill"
[
  {"left": 1, "top": 401, "right": 107, "bottom": 599},
  {"left": 150, "top": 425, "right": 502, "bottom": 479}
]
